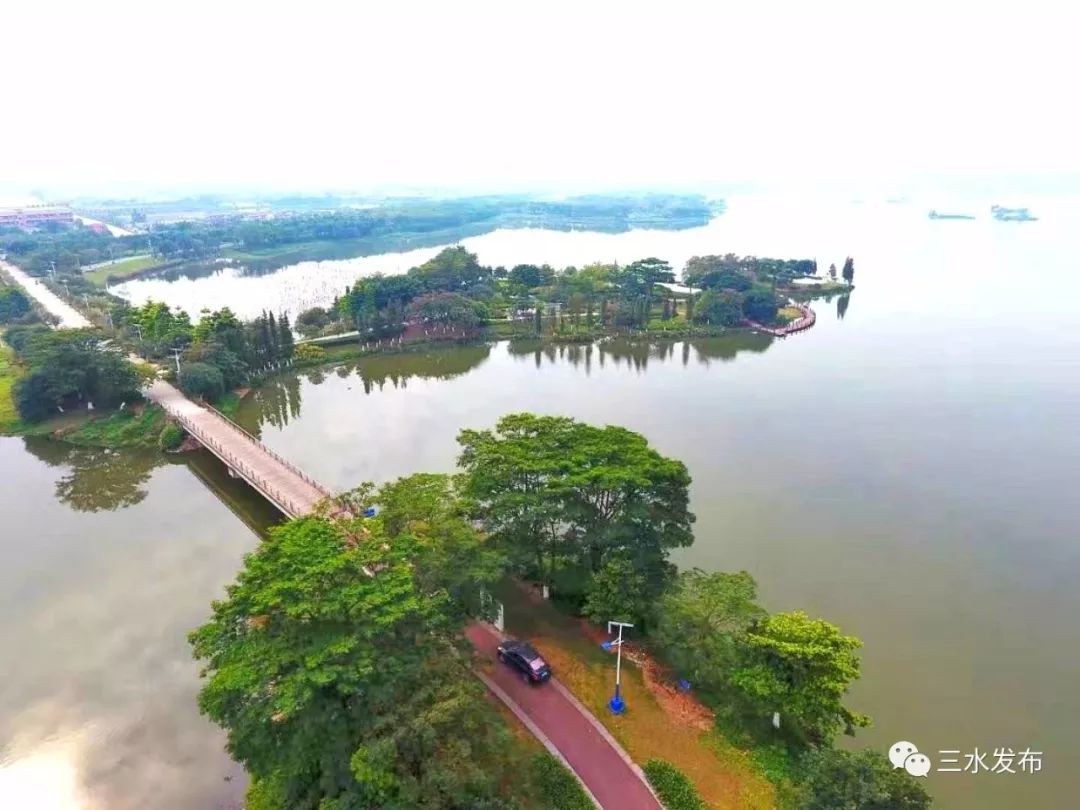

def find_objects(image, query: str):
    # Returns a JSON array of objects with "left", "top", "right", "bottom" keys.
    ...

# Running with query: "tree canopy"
[
  {"left": 189, "top": 484, "right": 515, "bottom": 810},
  {"left": 457, "top": 413, "right": 694, "bottom": 619}
]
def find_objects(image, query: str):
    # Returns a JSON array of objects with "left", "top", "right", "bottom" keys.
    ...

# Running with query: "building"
[{"left": 0, "top": 205, "right": 75, "bottom": 230}]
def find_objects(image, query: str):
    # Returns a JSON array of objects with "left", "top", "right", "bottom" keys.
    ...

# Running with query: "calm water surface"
[
  {"left": 233, "top": 198, "right": 1079, "bottom": 809},
  {"left": 0, "top": 440, "right": 279, "bottom": 809},
  {"left": 4, "top": 197, "right": 1078, "bottom": 809}
]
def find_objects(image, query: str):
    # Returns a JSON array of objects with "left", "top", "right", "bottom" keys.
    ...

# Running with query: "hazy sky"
[{"left": 4, "top": 0, "right": 1078, "bottom": 197}]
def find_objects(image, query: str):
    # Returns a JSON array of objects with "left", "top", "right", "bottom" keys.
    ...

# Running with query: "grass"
[
  {"left": 0, "top": 340, "right": 24, "bottom": 432},
  {"left": 57, "top": 405, "right": 167, "bottom": 448},
  {"left": 777, "top": 306, "right": 802, "bottom": 323},
  {"left": 495, "top": 581, "right": 778, "bottom": 810},
  {"left": 82, "top": 255, "right": 163, "bottom": 286}
]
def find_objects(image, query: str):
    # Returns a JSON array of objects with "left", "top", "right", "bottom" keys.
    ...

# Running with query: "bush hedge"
[
  {"left": 529, "top": 753, "right": 593, "bottom": 810},
  {"left": 643, "top": 759, "right": 706, "bottom": 810},
  {"left": 158, "top": 422, "right": 185, "bottom": 451}
]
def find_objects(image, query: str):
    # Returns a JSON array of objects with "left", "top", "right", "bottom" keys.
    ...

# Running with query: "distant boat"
[
  {"left": 928, "top": 210, "right": 976, "bottom": 220},
  {"left": 991, "top": 205, "right": 1038, "bottom": 222}
]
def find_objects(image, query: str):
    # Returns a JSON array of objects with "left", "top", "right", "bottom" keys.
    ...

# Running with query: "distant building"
[{"left": 0, "top": 205, "right": 75, "bottom": 230}]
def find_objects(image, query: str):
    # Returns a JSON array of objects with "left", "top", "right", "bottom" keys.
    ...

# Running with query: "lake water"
[{"left": 5, "top": 196, "right": 1079, "bottom": 808}]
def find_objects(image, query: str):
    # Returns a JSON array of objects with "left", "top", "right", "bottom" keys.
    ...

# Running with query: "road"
[
  {"left": 0, "top": 259, "right": 92, "bottom": 329},
  {"left": 467, "top": 623, "right": 662, "bottom": 810}
]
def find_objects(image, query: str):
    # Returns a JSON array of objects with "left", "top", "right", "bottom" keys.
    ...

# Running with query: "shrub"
[
  {"left": 643, "top": 759, "right": 706, "bottom": 810},
  {"left": 178, "top": 362, "right": 225, "bottom": 400},
  {"left": 293, "top": 343, "right": 327, "bottom": 364},
  {"left": 158, "top": 422, "right": 185, "bottom": 451},
  {"left": 0, "top": 287, "right": 32, "bottom": 323},
  {"left": 529, "top": 753, "right": 593, "bottom": 810}
]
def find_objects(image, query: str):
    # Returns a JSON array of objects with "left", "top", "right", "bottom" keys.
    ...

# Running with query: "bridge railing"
[
  {"left": 197, "top": 403, "right": 334, "bottom": 498},
  {"left": 167, "top": 408, "right": 303, "bottom": 517}
]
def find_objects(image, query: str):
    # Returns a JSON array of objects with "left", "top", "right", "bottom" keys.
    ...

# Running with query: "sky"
[{"left": 3, "top": 0, "right": 1079, "bottom": 198}]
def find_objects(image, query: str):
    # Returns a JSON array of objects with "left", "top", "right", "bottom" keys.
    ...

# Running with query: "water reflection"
[
  {"left": 506, "top": 334, "right": 773, "bottom": 373},
  {"left": 837, "top": 293, "right": 851, "bottom": 320},
  {"left": 22, "top": 439, "right": 163, "bottom": 513}
]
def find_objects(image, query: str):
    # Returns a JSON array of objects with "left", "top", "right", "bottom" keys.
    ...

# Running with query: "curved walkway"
[{"left": 467, "top": 623, "right": 662, "bottom": 810}]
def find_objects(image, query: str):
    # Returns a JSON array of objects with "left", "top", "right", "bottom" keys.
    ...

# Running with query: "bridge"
[{"left": 147, "top": 380, "right": 331, "bottom": 517}]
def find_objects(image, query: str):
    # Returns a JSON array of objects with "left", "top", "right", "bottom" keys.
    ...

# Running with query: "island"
[
  {"left": 991, "top": 204, "right": 1038, "bottom": 222},
  {"left": 928, "top": 209, "right": 976, "bottom": 220}
]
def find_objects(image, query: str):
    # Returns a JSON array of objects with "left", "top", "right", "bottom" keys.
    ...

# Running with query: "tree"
[
  {"left": 278, "top": 313, "right": 295, "bottom": 359},
  {"left": 295, "top": 306, "right": 331, "bottom": 339},
  {"left": 828, "top": 263, "right": 837, "bottom": 281},
  {"left": 583, "top": 553, "right": 650, "bottom": 625},
  {"left": 407, "top": 292, "right": 487, "bottom": 332},
  {"left": 841, "top": 257, "right": 855, "bottom": 286},
  {"left": 189, "top": 513, "right": 517, "bottom": 810},
  {"left": 179, "top": 362, "right": 225, "bottom": 400},
  {"left": 652, "top": 570, "right": 765, "bottom": 694},
  {"left": 508, "top": 264, "right": 548, "bottom": 289},
  {"left": 0, "top": 287, "right": 31, "bottom": 323},
  {"left": 730, "top": 611, "right": 870, "bottom": 744},
  {"left": 742, "top": 290, "right": 779, "bottom": 323},
  {"left": 694, "top": 290, "right": 742, "bottom": 326},
  {"left": 12, "top": 329, "right": 141, "bottom": 420},
  {"left": 457, "top": 413, "right": 694, "bottom": 610},
  {"left": 797, "top": 748, "right": 931, "bottom": 810}
]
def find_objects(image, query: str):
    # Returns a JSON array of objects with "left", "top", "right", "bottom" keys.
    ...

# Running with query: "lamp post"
[{"left": 605, "top": 620, "right": 634, "bottom": 714}]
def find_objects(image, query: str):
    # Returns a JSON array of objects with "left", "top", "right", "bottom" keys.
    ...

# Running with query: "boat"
[
  {"left": 928, "top": 210, "right": 976, "bottom": 220},
  {"left": 991, "top": 205, "right": 1038, "bottom": 222}
]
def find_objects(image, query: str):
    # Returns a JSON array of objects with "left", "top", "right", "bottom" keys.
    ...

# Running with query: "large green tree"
[
  {"left": 652, "top": 570, "right": 766, "bottom": 695},
  {"left": 457, "top": 413, "right": 694, "bottom": 611},
  {"left": 190, "top": 504, "right": 514, "bottom": 810},
  {"left": 730, "top": 611, "right": 870, "bottom": 744}
]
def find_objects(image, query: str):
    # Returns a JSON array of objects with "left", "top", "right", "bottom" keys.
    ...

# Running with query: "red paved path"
[{"left": 466, "top": 624, "right": 661, "bottom": 810}]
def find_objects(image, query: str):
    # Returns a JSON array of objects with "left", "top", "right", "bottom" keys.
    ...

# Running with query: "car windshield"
[{"left": 529, "top": 658, "right": 547, "bottom": 671}]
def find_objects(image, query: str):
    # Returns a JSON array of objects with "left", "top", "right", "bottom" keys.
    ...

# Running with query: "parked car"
[{"left": 497, "top": 639, "right": 552, "bottom": 684}]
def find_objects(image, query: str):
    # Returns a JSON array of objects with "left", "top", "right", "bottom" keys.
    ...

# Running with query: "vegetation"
[
  {"left": 0, "top": 286, "right": 32, "bottom": 323},
  {"left": 0, "top": 339, "right": 24, "bottom": 431},
  {"left": 189, "top": 475, "right": 525, "bottom": 809},
  {"left": 841, "top": 257, "right": 855, "bottom": 286},
  {"left": 526, "top": 754, "right": 594, "bottom": 810},
  {"left": 643, "top": 760, "right": 707, "bottom": 810},
  {"left": 11, "top": 329, "right": 142, "bottom": 422},
  {"left": 795, "top": 748, "right": 931, "bottom": 810},
  {"left": 61, "top": 405, "right": 166, "bottom": 448},
  {"left": 457, "top": 413, "right": 693, "bottom": 622},
  {"left": 81, "top": 254, "right": 163, "bottom": 286},
  {"left": 158, "top": 421, "right": 185, "bottom": 451},
  {"left": 292, "top": 343, "right": 326, "bottom": 364}
]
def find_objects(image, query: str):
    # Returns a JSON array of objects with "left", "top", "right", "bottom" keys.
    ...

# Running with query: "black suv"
[{"left": 496, "top": 639, "right": 552, "bottom": 684}]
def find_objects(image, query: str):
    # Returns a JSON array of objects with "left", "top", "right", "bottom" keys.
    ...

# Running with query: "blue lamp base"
[{"left": 608, "top": 684, "right": 626, "bottom": 714}]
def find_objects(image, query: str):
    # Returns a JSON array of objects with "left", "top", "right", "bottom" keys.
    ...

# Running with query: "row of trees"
[
  {"left": 298, "top": 247, "right": 808, "bottom": 345},
  {"left": 121, "top": 300, "right": 295, "bottom": 400}
]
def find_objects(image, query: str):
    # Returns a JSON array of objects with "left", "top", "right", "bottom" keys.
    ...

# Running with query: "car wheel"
[
  {"left": 497, "top": 651, "right": 506, "bottom": 663},
  {"left": 522, "top": 670, "right": 531, "bottom": 684}
]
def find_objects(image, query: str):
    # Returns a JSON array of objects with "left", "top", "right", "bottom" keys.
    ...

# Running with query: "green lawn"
[
  {"left": 0, "top": 341, "right": 24, "bottom": 432},
  {"left": 59, "top": 405, "right": 166, "bottom": 448},
  {"left": 82, "top": 255, "right": 163, "bottom": 286}
]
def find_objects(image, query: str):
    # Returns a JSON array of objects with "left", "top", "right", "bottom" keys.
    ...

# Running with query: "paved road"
[
  {"left": 0, "top": 259, "right": 92, "bottom": 328},
  {"left": 467, "top": 623, "right": 662, "bottom": 810}
]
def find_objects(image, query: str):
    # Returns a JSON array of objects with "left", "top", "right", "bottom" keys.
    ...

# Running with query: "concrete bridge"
[{"left": 147, "top": 380, "right": 331, "bottom": 518}]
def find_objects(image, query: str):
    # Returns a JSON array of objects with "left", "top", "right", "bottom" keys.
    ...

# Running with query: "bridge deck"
[{"left": 147, "top": 381, "right": 330, "bottom": 517}]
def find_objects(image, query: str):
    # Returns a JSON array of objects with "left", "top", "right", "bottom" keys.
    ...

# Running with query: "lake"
[{"left": 4, "top": 195, "right": 1078, "bottom": 808}]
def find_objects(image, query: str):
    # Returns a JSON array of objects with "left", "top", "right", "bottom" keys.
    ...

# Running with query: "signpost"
[{"left": 604, "top": 620, "right": 634, "bottom": 714}]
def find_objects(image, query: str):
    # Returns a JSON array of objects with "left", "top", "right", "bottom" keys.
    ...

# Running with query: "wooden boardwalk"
[
  {"left": 748, "top": 302, "right": 816, "bottom": 337},
  {"left": 147, "top": 381, "right": 331, "bottom": 518}
]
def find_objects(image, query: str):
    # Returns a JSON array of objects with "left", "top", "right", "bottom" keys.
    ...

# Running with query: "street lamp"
[{"left": 603, "top": 620, "right": 634, "bottom": 714}]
